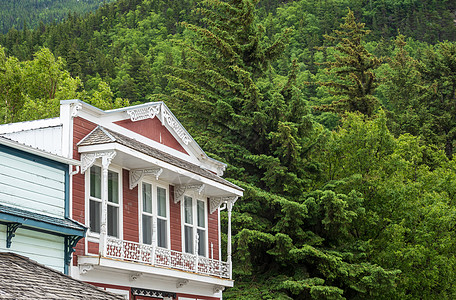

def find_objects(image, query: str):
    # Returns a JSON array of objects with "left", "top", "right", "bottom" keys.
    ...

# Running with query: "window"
[
  {"left": 141, "top": 182, "right": 169, "bottom": 248},
  {"left": 88, "top": 165, "right": 120, "bottom": 238},
  {"left": 183, "top": 195, "right": 207, "bottom": 256}
]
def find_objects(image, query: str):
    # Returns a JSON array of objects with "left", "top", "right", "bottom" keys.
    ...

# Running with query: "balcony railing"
[{"left": 106, "top": 237, "right": 230, "bottom": 279}]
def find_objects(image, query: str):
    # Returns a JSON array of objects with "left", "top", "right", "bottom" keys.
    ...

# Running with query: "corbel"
[
  {"left": 6, "top": 223, "right": 21, "bottom": 248},
  {"left": 80, "top": 150, "right": 116, "bottom": 174},
  {"left": 129, "top": 167, "right": 163, "bottom": 189},
  {"left": 174, "top": 184, "right": 205, "bottom": 203}
]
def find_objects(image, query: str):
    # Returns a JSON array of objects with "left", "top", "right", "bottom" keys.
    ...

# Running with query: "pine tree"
[{"left": 315, "top": 9, "right": 382, "bottom": 117}]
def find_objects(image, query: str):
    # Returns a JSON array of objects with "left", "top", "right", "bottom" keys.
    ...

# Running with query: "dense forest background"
[
  {"left": 2, "top": 0, "right": 456, "bottom": 299},
  {"left": 0, "top": 0, "right": 116, "bottom": 34}
]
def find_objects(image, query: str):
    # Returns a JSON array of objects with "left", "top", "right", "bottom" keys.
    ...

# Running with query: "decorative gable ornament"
[{"left": 126, "top": 103, "right": 192, "bottom": 145}]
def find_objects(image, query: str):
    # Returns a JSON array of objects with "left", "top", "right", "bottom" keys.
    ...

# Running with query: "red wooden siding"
[
  {"left": 207, "top": 202, "right": 219, "bottom": 260},
  {"left": 72, "top": 117, "right": 98, "bottom": 263},
  {"left": 123, "top": 169, "right": 139, "bottom": 242},
  {"left": 115, "top": 118, "right": 188, "bottom": 154},
  {"left": 87, "top": 241, "right": 99, "bottom": 255},
  {"left": 169, "top": 185, "right": 182, "bottom": 252}
]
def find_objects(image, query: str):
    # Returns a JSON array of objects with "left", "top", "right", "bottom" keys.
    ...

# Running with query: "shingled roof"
[
  {"left": 78, "top": 126, "right": 243, "bottom": 191},
  {"left": 0, "top": 252, "right": 125, "bottom": 299}
]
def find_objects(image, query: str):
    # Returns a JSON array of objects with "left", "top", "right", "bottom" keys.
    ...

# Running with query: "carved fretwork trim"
[
  {"left": 126, "top": 103, "right": 192, "bottom": 146},
  {"left": 127, "top": 104, "right": 161, "bottom": 121},
  {"left": 209, "top": 196, "right": 238, "bottom": 214},
  {"left": 174, "top": 184, "right": 205, "bottom": 203},
  {"left": 131, "top": 288, "right": 176, "bottom": 299},
  {"left": 129, "top": 167, "right": 163, "bottom": 189},
  {"left": 176, "top": 279, "right": 189, "bottom": 288},
  {"left": 80, "top": 151, "right": 116, "bottom": 174}
]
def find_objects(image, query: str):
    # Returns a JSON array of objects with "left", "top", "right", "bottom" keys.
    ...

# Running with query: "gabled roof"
[
  {"left": 0, "top": 252, "right": 124, "bottom": 299},
  {"left": 78, "top": 126, "right": 243, "bottom": 192}
]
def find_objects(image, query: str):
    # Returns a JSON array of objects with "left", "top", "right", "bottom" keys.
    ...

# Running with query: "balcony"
[{"left": 106, "top": 238, "right": 230, "bottom": 279}]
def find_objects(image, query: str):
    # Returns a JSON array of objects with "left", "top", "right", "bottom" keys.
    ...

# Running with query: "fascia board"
[
  {"left": 0, "top": 136, "right": 80, "bottom": 166},
  {"left": 78, "top": 256, "right": 234, "bottom": 288},
  {"left": 0, "top": 117, "right": 61, "bottom": 134},
  {"left": 78, "top": 143, "right": 243, "bottom": 196}
]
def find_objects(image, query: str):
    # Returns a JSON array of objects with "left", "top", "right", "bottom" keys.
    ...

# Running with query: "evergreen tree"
[{"left": 315, "top": 9, "right": 382, "bottom": 117}]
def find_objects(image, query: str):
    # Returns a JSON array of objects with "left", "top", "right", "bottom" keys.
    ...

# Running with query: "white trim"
[
  {"left": 181, "top": 191, "right": 209, "bottom": 258},
  {"left": 79, "top": 143, "right": 243, "bottom": 196},
  {"left": 138, "top": 179, "right": 171, "bottom": 249},
  {"left": 85, "top": 163, "right": 123, "bottom": 240},
  {"left": 0, "top": 117, "right": 61, "bottom": 134},
  {"left": 75, "top": 256, "right": 234, "bottom": 288}
]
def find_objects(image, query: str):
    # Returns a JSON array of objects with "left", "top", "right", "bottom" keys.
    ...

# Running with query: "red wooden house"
[{"left": 2, "top": 100, "right": 243, "bottom": 300}]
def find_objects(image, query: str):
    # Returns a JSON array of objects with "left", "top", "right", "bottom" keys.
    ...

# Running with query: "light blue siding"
[
  {"left": 0, "top": 225, "right": 65, "bottom": 273},
  {"left": 0, "top": 151, "right": 65, "bottom": 218}
]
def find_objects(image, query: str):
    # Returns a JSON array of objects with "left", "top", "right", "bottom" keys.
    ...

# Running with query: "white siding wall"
[
  {"left": 0, "top": 150, "right": 65, "bottom": 218},
  {"left": 0, "top": 225, "right": 65, "bottom": 273},
  {"left": 2, "top": 126, "right": 62, "bottom": 156}
]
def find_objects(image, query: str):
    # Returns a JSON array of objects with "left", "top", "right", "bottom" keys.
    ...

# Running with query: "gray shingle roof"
[
  {"left": 0, "top": 252, "right": 125, "bottom": 299},
  {"left": 78, "top": 126, "right": 243, "bottom": 191}
]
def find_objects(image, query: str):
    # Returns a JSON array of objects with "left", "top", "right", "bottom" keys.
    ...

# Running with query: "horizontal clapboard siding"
[
  {"left": 0, "top": 225, "right": 65, "bottom": 273},
  {"left": 0, "top": 150, "right": 65, "bottom": 218}
]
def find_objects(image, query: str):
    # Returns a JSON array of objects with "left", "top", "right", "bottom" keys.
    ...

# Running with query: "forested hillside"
[
  {"left": 2, "top": 0, "right": 456, "bottom": 299},
  {"left": 0, "top": 0, "right": 116, "bottom": 34}
]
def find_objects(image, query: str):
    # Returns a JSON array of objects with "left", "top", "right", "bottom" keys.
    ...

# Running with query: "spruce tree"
[{"left": 315, "top": 9, "right": 382, "bottom": 117}]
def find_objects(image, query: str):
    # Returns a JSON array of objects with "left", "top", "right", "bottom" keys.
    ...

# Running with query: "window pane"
[
  {"left": 198, "top": 229, "right": 206, "bottom": 256},
  {"left": 184, "top": 225, "right": 193, "bottom": 254},
  {"left": 142, "top": 183, "right": 152, "bottom": 213},
  {"left": 108, "top": 171, "right": 119, "bottom": 204},
  {"left": 90, "top": 166, "right": 101, "bottom": 199},
  {"left": 108, "top": 205, "right": 119, "bottom": 237},
  {"left": 157, "top": 187, "right": 167, "bottom": 217},
  {"left": 89, "top": 200, "right": 101, "bottom": 233},
  {"left": 184, "top": 196, "right": 193, "bottom": 225},
  {"left": 197, "top": 200, "right": 205, "bottom": 228},
  {"left": 142, "top": 215, "right": 152, "bottom": 245},
  {"left": 157, "top": 219, "right": 167, "bottom": 248}
]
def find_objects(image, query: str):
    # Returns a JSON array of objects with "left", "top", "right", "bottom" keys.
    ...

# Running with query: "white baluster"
[
  {"left": 152, "top": 218, "right": 157, "bottom": 266},
  {"left": 195, "top": 232, "right": 199, "bottom": 273}
]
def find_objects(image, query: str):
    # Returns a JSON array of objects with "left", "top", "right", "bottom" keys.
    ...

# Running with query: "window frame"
[
  {"left": 138, "top": 178, "right": 171, "bottom": 249},
  {"left": 180, "top": 191, "right": 208, "bottom": 257},
  {"left": 85, "top": 163, "right": 123, "bottom": 240}
]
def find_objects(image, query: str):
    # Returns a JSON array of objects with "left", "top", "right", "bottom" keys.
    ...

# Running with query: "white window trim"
[
  {"left": 138, "top": 178, "right": 171, "bottom": 249},
  {"left": 180, "top": 191, "right": 208, "bottom": 257},
  {"left": 85, "top": 163, "right": 123, "bottom": 241}
]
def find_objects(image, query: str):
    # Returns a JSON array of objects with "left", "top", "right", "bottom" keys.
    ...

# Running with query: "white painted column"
[
  {"left": 227, "top": 200, "right": 233, "bottom": 279},
  {"left": 99, "top": 154, "right": 114, "bottom": 257},
  {"left": 151, "top": 218, "right": 157, "bottom": 265}
]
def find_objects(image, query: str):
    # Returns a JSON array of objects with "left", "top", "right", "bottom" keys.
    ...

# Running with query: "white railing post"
[
  {"left": 227, "top": 200, "right": 233, "bottom": 279},
  {"left": 195, "top": 232, "right": 199, "bottom": 273},
  {"left": 152, "top": 218, "right": 157, "bottom": 265},
  {"left": 99, "top": 155, "right": 111, "bottom": 257}
]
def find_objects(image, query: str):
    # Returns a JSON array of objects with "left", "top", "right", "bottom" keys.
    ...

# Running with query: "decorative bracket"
[
  {"left": 174, "top": 184, "right": 205, "bottom": 203},
  {"left": 80, "top": 150, "right": 116, "bottom": 174},
  {"left": 176, "top": 279, "right": 189, "bottom": 288},
  {"left": 79, "top": 264, "right": 94, "bottom": 275},
  {"left": 213, "top": 285, "right": 225, "bottom": 293},
  {"left": 129, "top": 168, "right": 163, "bottom": 189},
  {"left": 6, "top": 223, "right": 21, "bottom": 248},
  {"left": 71, "top": 102, "right": 83, "bottom": 117},
  {"left": 64, "top": 235, "right": 83, "bottom": 266},
  {"left": 208, "top": 196, "right": 238, "bottom": 214},
  {"left": 130, "top": 272, "right": 143, "bottom": 281}
]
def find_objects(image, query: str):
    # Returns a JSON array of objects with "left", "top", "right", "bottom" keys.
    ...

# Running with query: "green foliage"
[{"left": 315, "top": 9, "right": 382, "bottom": 117}]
